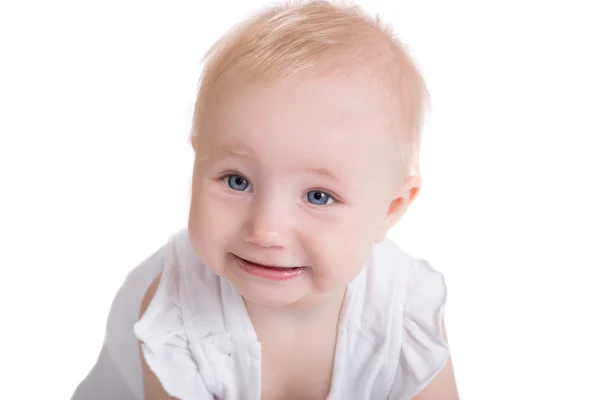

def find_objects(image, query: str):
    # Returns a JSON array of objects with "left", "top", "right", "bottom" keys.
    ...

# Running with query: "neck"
[{"left": 243, "top": 287, "right": 347, "bottom": 326}]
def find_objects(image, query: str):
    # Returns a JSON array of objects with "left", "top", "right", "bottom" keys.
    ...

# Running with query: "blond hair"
[{"left": 190, "top": 0, "right": 429, "bottom": 177}]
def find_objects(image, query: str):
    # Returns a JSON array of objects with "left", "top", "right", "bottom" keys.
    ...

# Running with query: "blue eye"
[
  {"left": 226, "top": 174, "right": 249, "bottom": 191},
  {"left": 307, "top": 190, "right": 333, "bottom": 205}
]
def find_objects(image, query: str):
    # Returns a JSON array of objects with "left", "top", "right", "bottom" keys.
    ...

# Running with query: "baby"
[{"left": 134, "top": 1, "right": 459, "bottom": 399}]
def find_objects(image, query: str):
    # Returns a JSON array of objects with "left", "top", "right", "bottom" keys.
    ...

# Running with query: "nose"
[{"left": 242, "top": 201, "right": 292, "bottom": 248}]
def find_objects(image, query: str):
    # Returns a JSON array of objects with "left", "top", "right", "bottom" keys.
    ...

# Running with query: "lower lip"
[{"left": 235, "top": 256, "right": 307, "bottom": 281}]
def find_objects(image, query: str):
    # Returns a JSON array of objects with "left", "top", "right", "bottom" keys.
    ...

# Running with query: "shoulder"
[
  {"left": 359, "top": 239, "right": 444, "bottom": 315},
  {"left": 139, "top": 272, "right": 162, "bottom": 320},
  {"left": 134, "top": 233, "right": 184, "bottom": 400},
  {"left": 371, "top": 239, "right": 457, "bottom": 399},
  {"left": 345, "top": 239, "right": 446, "bottom": 358},
  {"left": 366, "top": 238, "right": 432, "bottom": 290},
  {"left": 370, "top": 238, "right": 447, "bottom": 313},
  {"left": 410, "top": 320, "right": 459, "bottom": 399},
  {"left": 134, "top": 229, "right": 216, "bottom": 399},
  {"left": 137, "top": 275, "right": 178, "bottom": 400}
]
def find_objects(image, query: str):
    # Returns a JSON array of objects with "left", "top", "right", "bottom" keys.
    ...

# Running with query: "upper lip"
[{"left": 235, "top": 254, "right": 303, "bottom": 269}]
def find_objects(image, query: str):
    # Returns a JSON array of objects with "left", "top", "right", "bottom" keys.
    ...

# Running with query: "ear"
[{"left": 375, "top": 175, "right": 422, "bottom": 243}]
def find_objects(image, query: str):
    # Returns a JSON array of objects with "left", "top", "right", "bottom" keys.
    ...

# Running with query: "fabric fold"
[
  {"left": 389, "top": 258, "right": 450, "bottom": 400},
  {"left": 133, "top": 236, "right": 214, "bottom": 400}
]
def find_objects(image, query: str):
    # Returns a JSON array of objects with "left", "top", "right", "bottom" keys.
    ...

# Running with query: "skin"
[{"left": 139, "top": 72, "right": 459, "bottom": 399}]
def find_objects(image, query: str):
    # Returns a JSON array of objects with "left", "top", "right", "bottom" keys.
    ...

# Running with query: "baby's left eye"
[{"left": 306, "top": 190, "right": 334, "bottom": 206}]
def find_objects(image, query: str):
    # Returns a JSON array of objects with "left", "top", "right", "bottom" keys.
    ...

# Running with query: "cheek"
[
  {"left": 188, "top": 184, "right": 242, "bottom": 264},
  {"left": 307, "top": 208, "right": 380, "bottom": 290},
  {"left": 188, "top": 197, "right": 215, "bottom": 265}
]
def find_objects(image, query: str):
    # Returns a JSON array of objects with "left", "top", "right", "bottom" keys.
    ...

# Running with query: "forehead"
[{"left": 201, "top": 74, "right": 398, "bottom": 179}]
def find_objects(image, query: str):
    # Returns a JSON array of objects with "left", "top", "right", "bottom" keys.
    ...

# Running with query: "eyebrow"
[
  {"left": 305, "top": 166, "right": 340, "bottom": 182},
  {"left": 215, "top": 144, "right": 257, "bottom": 160},
  {"left": 213, "top": 143, "right": 346, "bottom": 185}
]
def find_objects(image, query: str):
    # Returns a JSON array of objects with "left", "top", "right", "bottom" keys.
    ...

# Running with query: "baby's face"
[{"left": 188, "top": 73, "right": 402, "bottom": 308}]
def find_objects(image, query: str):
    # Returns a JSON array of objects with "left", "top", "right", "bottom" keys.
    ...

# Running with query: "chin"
[{"left": 227, "top": 275, "right": 309, "bottom": 308}]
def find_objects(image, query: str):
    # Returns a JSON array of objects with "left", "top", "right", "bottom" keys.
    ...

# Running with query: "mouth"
[{"left": 233, "top": 255, "right": 307, "bottom": 281}]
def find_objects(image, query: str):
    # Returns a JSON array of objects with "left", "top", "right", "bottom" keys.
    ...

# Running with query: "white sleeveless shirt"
[{"left": 133, "top": 229, "right": 449, "bottom": 400}]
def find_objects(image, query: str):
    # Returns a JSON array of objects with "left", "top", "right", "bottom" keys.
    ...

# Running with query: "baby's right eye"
[{"left": 225, "top": 174, "right": 250, "bottom": 191}]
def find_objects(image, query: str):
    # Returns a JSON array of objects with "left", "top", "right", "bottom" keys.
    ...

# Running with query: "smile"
[{"left": 233, "top": 255, "right": 307, "bottom": 281}]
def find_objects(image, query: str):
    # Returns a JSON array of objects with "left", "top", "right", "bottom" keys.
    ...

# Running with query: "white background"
[{"left": 1, "top": 0, "right": 599, "bottom": 399}]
